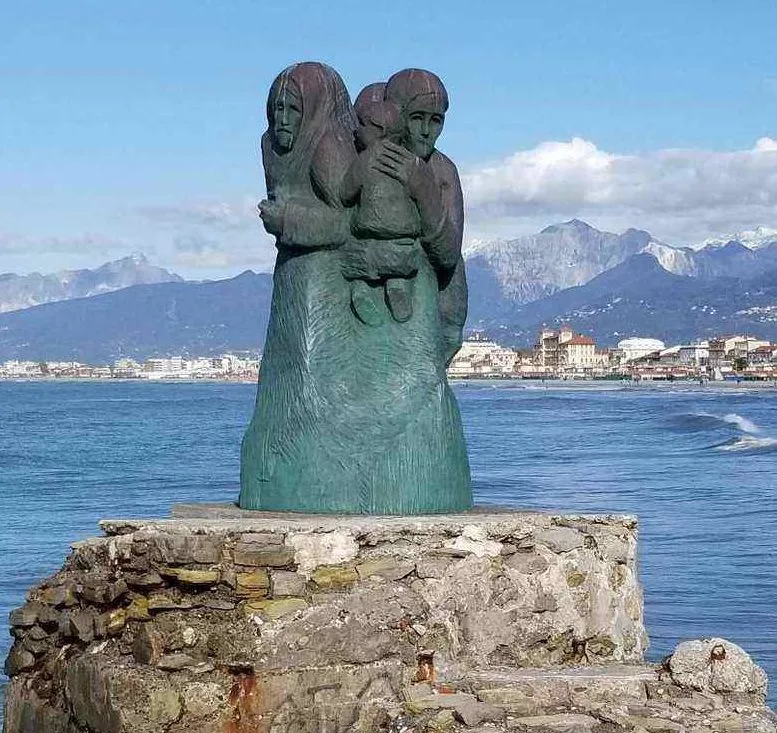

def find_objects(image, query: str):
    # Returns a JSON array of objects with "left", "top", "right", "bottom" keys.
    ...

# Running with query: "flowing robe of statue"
[{"left": 240, "top": 63, "right": 471, "bottom": 514}]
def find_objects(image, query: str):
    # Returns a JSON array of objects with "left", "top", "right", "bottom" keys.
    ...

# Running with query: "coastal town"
[
  {"left": 0, "top": 353, "right": 261, "bottom": 381},
  {"left": 448, "top": 326, "right": 777, "bottom": 381},
  {"left": 2, "top": 325, "right": 776, "bottom": 382}
]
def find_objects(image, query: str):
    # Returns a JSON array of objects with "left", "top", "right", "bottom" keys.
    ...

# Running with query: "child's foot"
[
  {"left": 351, "top": 280, "right": 383, "bottom": 326},
  {"left": 385, "top": 278, "right": 413, "bottom": 323}
]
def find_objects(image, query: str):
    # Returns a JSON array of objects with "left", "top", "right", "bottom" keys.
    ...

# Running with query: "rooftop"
[{"left": 565, "top": 335, "right": 595, "bottom": 346}]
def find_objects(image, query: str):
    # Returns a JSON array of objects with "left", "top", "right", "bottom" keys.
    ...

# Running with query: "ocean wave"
[
  {"left": 721, "top": 413, "right": 761, "bottom": 434},
  {"left": 715, "top": 435, "right": 777, "bottom": 453},
  {"left": 672, "top": 412, "right": 763, "bottom": 435},
  {"left": 670, "top": 411, "right": 777, "bottom": 453}
]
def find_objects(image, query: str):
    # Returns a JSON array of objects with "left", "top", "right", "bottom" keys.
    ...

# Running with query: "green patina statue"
[{"left": 239, "top": 62, "right": 471, "bottom": 514}]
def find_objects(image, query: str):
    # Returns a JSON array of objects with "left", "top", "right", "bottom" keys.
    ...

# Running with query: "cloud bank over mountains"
[
  {"left": 135, "top": 136, "right": 777, "bottom": 275},
  {"left": 462, "top": 137, "right": 777, "bottom": 248},
  {"left": 3, "top": 138, "right": 776, "bottom": 278},
  {"left": 134, "top": 198, "right": 276, "bottom": 273}
]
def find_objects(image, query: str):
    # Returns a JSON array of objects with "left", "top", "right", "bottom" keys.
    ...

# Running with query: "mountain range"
[
  {"left": 0, "top": 271, "right": 272, "bottom": 364},
  {"left": 466, "top": 219, "right": 777, "bottom": 308},
  {"left": 466, "top": 219, "right": 777, "bottom": 346},
  {"left": 489, "top": 253, "right": 777, "bottom": 347},
  {"left": 1, "top": 221, "right": 777, "bottom": 361},
  {"left": 0, "top": 254, "right": 182, "bottom": 313}
]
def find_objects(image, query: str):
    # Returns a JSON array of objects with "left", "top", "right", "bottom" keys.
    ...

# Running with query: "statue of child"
[{"left": 340, "top": 91, "right": 420, "bottom": 324}]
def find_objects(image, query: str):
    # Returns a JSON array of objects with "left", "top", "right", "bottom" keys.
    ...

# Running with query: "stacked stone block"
[{"left": 3, "top": 511, "right": 775, "bottom": 732}]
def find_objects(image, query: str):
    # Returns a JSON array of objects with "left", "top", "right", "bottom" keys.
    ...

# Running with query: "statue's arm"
[
  {"left": 340, "top": 153, "right": 366, "bottom": 207},
  {"left": 277, "top": 199, "right": 351, "bottom": 249},
  {"left": 418, "top": 155, "right": 464, "bottom": 274}
]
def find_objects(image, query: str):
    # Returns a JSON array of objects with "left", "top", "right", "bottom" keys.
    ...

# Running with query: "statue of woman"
[{"left": 240, "top": 63, "right": 471, "bottom": 515}]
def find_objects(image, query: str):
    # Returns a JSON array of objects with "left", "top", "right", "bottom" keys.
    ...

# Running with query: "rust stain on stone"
[
  {"left": 413, "top": 650, "right": 436, "bottom": 684},
  {"left": 397, "top": 614, "right": 413, "bottom": 631},
  {"left": 224, "top": 673, "right": 263, "bottom": 733}
]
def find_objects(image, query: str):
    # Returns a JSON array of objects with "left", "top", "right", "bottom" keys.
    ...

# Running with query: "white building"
[
  {"left": 447, "top": 340, "right": 517, "bottom": 378},
  {"left": 678, "top": 343, "right": 709, "bottom": 366},
  {"left": 1, "top": 360, "right": 44, "bottom": 378},
  {"left": 617, "top": 337, "right": 666, "bottom": 363}
]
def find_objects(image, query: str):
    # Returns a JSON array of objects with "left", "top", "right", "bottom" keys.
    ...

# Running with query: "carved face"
[
  {"left": 403, "top": 97, "right": 445, "bottom": 160},
  {"left": 355, "top": 100, "right": 402, "bottom": 152},
  {"left": 271, "top": 84, "right": 303, "bottom": 154},
  {"left": 355, "top": 118, "right": 385, "bottom": 151}
]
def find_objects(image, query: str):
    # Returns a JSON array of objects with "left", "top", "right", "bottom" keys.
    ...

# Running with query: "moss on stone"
[
  {"left": 566, "top": 571, "right": 587, "bottom": 588},
  {"left": 235, "top": 570, "right": 270, "bottom": 598},
  {"left": 311, "top": 566, "right": 359, "bottom": 589},
  {"left": 243, "top": 597, "right": 308, "bottom": 620}
]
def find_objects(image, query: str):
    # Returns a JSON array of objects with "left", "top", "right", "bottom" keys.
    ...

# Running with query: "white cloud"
[
  {"left": 9, "top": 138, "right": 777, "bottom": 278},
  {"left": 0, "top": 233, "right": 135, "bottom": 276},
  {"left": 0, "top": 232, "right": 126, "bottom": 257},
  {"left": 137, "top": 198, "right": 261, "bottom": 232},
  {"left": 462, "top": 137, "right": 777, "bottom": 246},
  {"left": 170, "top": 232, "right": 274, "bottom": 271},
  {"left": 133, "top": 197, "right": 277, "bottom": 274},
  {"left": 755, "top": 137, "right": 777, "bottom": 153}
]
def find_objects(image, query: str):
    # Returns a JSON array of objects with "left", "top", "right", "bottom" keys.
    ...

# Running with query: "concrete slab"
[
  {"left": 467, "top": 665, "right": 658, "bottom": 716},
  {"left": 98, "top": 504, "right": 636, "bottom": 537}
]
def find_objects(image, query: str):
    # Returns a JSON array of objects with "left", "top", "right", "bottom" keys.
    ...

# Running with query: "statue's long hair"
[{"left": 261, "top": 62, "right": 357, "bottom": 208}]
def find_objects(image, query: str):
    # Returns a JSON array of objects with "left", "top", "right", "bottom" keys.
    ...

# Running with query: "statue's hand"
[
  {"left": 258, "top": 199, "right": 284, "bottom": 236},
  {"left": 372, "top": 141, "right": 432, "bottom": 199}
]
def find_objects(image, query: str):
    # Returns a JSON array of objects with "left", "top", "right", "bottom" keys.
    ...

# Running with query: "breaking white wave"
[
  {"left": 712, "top": 413, "right": 777, "bottom": 453},
  {"left": 716, "top": 435, "right": 777, "bottom": 453},
  {"left": 721, "top": 413, "right": 762, "bottom": 434},
  {"left": 672, "top": 411, "right": 776, "bottom": 453}
]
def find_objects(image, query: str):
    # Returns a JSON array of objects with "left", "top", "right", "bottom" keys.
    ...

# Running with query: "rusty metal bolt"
[{"left": 710, "top": 644, "right": 727, "bottom": 662}]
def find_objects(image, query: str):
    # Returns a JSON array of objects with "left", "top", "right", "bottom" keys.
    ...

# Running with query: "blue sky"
[{"left": 2, "top": 0, "right": 777, "bottom": 277}]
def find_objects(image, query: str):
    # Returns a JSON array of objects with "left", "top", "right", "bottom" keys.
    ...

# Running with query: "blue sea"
[{"left": 1, "top": 379, "right": 776, "bottom": 718}]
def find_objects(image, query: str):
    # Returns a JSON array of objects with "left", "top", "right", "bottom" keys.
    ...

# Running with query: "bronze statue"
[{"left": 240, "top": 63, "right": 471, "bottom": 514}]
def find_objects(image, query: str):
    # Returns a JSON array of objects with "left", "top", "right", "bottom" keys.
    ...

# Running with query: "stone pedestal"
[{"left": 4, "top": 508, "right": 775, "bottom": 732}]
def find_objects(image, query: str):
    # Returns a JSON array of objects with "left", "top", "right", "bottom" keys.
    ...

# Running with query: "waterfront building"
[
  {"left": 749, "top": 344, "right": 776, "bottom": 366},
  {"left": 535, "top": 329, "right": 558, "bottom": 368},
  {"left": 708, "top": 335, "right": 773, "bottom": 371},
  {"left": 657, "top": 346, "right": 681, "bottom": 365},
  {"left": 213, "top": 353, "right": 260, "bottom": 375},
  {"left": 589, "top": 349, "right": 610, "bottom": 376},
  {"left": 729, "top": 336, "right": 771, "bottom": 362},
  {"left": 616, "top": 337, "right": 665, "bottom": 363},
  {"left": 707, "top": 338, "right": 727, "bottom": 369},
  {"left": 535, "top": 326, "right": 599, "bottom": 374},
  {"left": 144, "top": 357, "right": 174, "bottom": 373},
  {"left": 678, "top": 343, "right": 709, "bottom": 366},
  {"left": 112, "top": 358, "right": 143, "bottom": 379},
  {"left": 0, "top": 360, "right": 44, "bottom": 378},
  {"left": 558, "top": 334, "right": 596, "bottom": 369},
  {"left": 0, "top": 353, "right": 261, "bottom": 381},
  {"left": 535, "top": 324, "right": 577, "bottom": 368},
  {"left": 186, "top": 357, "right": 215, "bottom": 376},
  {"left": 447, "top": 339, "right": 517, "bottom": 378},
  {"left": 655, "top": 343, "right": 709, "bottom": 367}
]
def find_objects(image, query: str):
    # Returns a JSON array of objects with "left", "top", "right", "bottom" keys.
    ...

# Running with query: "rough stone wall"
[{"left": 4, "top": 511, "right": 647, "bottom": 732}]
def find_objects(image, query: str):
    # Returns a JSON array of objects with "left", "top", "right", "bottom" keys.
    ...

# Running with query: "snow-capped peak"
[
  {"left": 463, "top": 237, "right": 504, "bottom": 256},
  {"left": 699, "top": 226, "right": 777, "bottom": 251}
]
